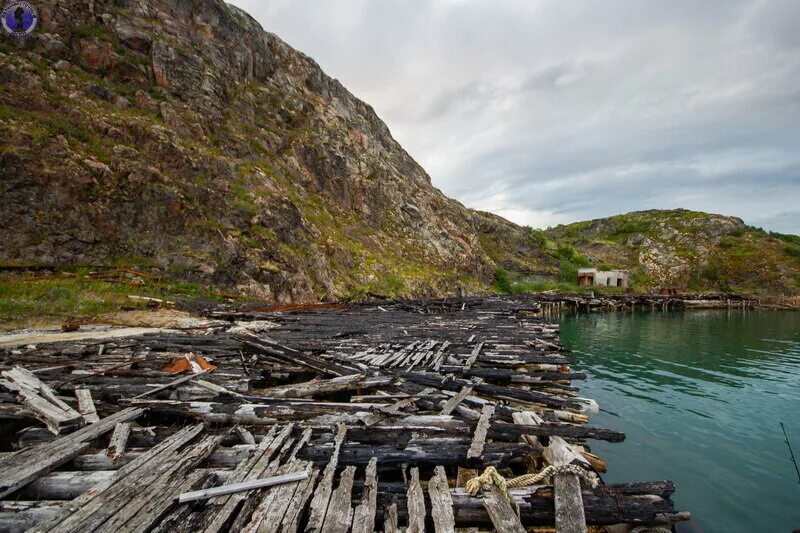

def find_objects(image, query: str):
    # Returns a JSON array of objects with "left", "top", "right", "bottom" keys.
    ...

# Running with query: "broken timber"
[{"left": 0, "top": 296, "right": 687, "bottom": 532}]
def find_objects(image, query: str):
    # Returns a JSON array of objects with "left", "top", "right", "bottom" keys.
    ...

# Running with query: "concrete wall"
[{"left": 577, "top": 269, "right": 629, "bottom": 288}]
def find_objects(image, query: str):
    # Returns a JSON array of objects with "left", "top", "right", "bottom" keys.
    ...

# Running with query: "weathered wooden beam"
[
  {"left": 351, "top": 457, "right": 378, "bottom": 533},
  {"left": 320, "top": 465, "right": 356, "bottom": 533},
  {"left": 463, "top": 341, "right": 485, "bottom": 370},
  {"left": 439, "top": 378, "right": 481, "bottom": 416},
  {"left": 0, "top": 407, "right": 144, "bottom": 499},
  {"left": 428, "top": 466, "right": 455, "bottom": 533},
  {"left": 467, "top": 404, "right": 495, "bottom": 459},
  {"left": 257, "top": 374, "right": 392, "bottom": 399},
  {"left": 482, "top": 484, "right": 526, "bottom": 533},
  {"left": 406, "top": 467, "right": 426, "bottom": 533},
  {"left": 75, "top": 389, "right": 100, "bottom": 424},
  {"left": 544, "top": 437, "right": 589, "bottom": 533},
  {"left": 106, "top": 422, "right": 131, "bottom": 462},
  {"left": 307, "top": 424, "right": 347, "bottom": 532}
]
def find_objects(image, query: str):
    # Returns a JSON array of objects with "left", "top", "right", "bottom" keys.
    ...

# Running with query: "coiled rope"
[{"left": 464, "top": 465, "right": 600, "bottom": 508}]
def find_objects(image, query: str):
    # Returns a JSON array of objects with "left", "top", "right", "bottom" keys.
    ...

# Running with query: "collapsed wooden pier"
[{"left": 0, "top": 297, "right": 688, "bottom": 532}]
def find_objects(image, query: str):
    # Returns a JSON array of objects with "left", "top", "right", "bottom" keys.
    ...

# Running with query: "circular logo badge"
[{"left": 1, "top": 1, "right": 38, "bottom": 38}]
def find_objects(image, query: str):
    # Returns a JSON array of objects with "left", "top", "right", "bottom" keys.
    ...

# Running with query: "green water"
[{"left": 559, "top": 310, "right": 800, "bottom": 533}]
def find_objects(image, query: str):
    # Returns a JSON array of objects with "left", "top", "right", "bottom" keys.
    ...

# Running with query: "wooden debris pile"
[{"left": 0, "top": 297, "right": 688, "bottom": 532}]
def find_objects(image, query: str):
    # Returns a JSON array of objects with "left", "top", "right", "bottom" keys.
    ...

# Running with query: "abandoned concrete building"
[{"left": 578, "top": 268, "right": 630, "bottom": 288}]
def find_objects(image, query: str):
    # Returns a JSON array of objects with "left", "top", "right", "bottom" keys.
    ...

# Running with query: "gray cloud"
[{"left": 229, "top": 0, "right": 800, "bottom": 233}]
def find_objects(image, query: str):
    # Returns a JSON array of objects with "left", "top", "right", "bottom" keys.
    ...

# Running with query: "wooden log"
[
  {"left": 0, "top": 501, "right": 66, "bottom": 533},
  {"left": 351, "top": 457, "right": 378, "bottom": 533},
  {"left": 106, "top": 422, "right": 131, "bottom": 462},
  {"left": 481, "top": 484, "right": 526, "bottom": 533},
  {"left": 75, "top": 389, "right": 100, "bottom": 424},
  {"left": 403, "top": 373, "right": 579, "bottom": 410},
  {"left": 319, "top": 465, "right": 356, "bottom": 533},
  {"left": 18, "top": 471, "right": 114, "bottom": 500},
  {"left": 467, "top": 404, "right": 495, "bottom": 459},
  {"left": 363, "top": 388, "right": 436, "bottom": 426},
  {"left": 257, "top": 374, "right": 392, "bottom": 399},
  {"left": 428, "top": 466, "right": 455, "bottom": 533},
  {"left": 298, "top": 441, "right": 536, "bottom": 468},
  {"left": 130, "top": 371, "right": 209, "bottom": 399},
  {"left": 129, "top": 398, "right": 384, "bottom": 425}
]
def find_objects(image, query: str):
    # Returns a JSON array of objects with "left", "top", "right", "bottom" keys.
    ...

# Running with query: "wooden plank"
[
  {"left": 1, "top": 367, "right": 85, "bottom": 434},
  {"left": 277, "top": 467, "right": 320, "bottom": 532},
  {"left": 383, "top": 502, "right": 399, "bottom": 533},
  {"left": 106, "top": 422, "right": 131, "bottom": 462},
  {"left": 350, "top": 457, "right": 378, "bottom": 533},
  {"left": 75, "top": 389, "right": 100, "bottom": 424},
  {"left": 431, "top": 341, "right": 451, "bottom": 371},
  {"left": 439, "top": 378, "right": 481, "bottom": 416},
  {"left": 467, "top": 404, "right": 495, "bottom": 459},
  {"left": 463, "top": 341, "right": 485, "bottom": 370},
  {"left": 319, "top": 465, "right": 356, "bottom": 533},
  {"left": 235, "top": 426, "right": 256, "bottom": 445},
  {"left": 179, "top": 471, "right": 308, "bottom": 503},
  {"left": 544, "top": 437, "right": 589, "bottom": 533},
  {"left": 201, "top": 424, "right": 295, "bottom": 533},
  {"left": 428, "top": 466, "right": 455, "bottom": 533},
  {"left": 242, "top": 460, "right": 310, "bottom": 532},
  {"left": 306, "top": 423, "right": 347, "bottom": 532},
  {"left": 406, "top": 467, "right": 426, "bottom": 533},
  {"left": 130, "top": 370, "right": 208, "bottom": 400},
  {"left": 481, "top": 484, "right": 526, "bottom": 533},
  {"left": 362, "top": 387, "right": 436, "bottom": 426},
  {"left": 94, "top": 434, "right": 224, "bottom": 533},
  {"left": 0, "top": 407, "right": 144, "bottom": 499},
  {"left": 29, "top": 423, "right": 206, "bottom": 533}
]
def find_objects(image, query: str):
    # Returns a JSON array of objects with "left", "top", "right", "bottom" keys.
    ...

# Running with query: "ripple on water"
[{"left": 560, "top": 310, "right": 800, "bottom": 533}]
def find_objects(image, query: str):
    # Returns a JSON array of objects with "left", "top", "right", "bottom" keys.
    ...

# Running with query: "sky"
[{"left": 229, "top": 0, "right": 800, "bottom": 234}]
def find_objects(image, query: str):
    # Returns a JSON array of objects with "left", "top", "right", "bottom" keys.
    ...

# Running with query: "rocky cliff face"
[
  {"left": 545, "top": 210, "right": 800, "bottom": 294},
  {"left": 0, "top": 0, "right": 548, "bottom": 301}
]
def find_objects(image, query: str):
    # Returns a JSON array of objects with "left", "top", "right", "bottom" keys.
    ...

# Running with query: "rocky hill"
[
  {"left": 1, "top": 1, "right": 797, "bottom": 316},
  {"left": 544, "top": 209, "right": 800, "bottom": 295},
  {"left": 0, "top": 0, "right": 555, "bottom": 303}
]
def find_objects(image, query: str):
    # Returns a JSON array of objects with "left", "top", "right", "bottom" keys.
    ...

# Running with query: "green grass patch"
[{"left": 0, "top": 273, "right": 227, "bottom": 328}]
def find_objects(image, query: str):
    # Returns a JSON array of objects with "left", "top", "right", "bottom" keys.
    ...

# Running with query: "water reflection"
[{"left": 559, "top": 310, "right": 800, "bottom": 533}]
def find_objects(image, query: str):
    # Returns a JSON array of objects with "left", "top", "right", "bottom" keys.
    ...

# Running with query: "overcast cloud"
[{"left": 229, "top": 0, "right": 800, "bottom": 234}]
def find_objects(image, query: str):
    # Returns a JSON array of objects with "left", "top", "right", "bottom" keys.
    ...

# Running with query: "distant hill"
[{"left": 542, "top": 209, "right": 800, "bottom": 295}]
